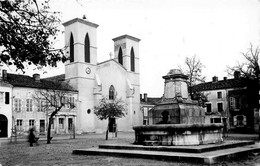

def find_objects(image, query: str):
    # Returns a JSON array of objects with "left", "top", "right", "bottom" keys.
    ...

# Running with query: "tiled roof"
[
  {"left": 5, "top": 73, "right": 76, "bottom": 91},
  {"left": 141, "top": 97, "right": 161, "bottom": 105},
  {"left": 192, "top": 78, "right": 247, "bottom": 91},
  {"left": 43, "top": 74, "right": 65, "bottom": 81}
]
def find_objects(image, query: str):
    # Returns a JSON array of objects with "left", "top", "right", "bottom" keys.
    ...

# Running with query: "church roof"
[
  {"left": 4, "top": 73, "right": 76, "bottom": 91},
  {"left": 112, "top": 34, "right": 141, "bottom": 42},
  {"left": 63, "top": 18, "right": 99, "bottom": 28}
]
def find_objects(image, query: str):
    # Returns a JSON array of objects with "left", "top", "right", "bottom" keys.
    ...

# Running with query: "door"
[
  {"left": 0, "top": 114, "right": 8, "bottom": 137},
  {"left": 40, "top": 120, "right": 45, "bottom": 132},
  {"left": 68, "top": 118, "right": 73, "bottom": 131}
]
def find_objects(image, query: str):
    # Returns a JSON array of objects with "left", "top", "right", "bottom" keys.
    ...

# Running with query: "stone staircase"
[{"left": 73, "top": 140, "right": 260, "bottom": 164}]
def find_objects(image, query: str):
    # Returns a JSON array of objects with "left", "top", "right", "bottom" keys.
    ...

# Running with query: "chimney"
[
  {"left": 2, "top": 70, "right": 7, "bottom": 81},
  {"left": 234, "top": 71, "right": 240, "bottom": 79},
  {"left": 212, "top": 76, "right": 218, "bottom": 82},
  {"left": 140, "top": 94, "right": 143, "bottom": 101},
  {"left": 144, "top": 93, "right": 148, "bottom": 102},
  {"left": 33, "top": 73, "right": 40, "bottom": 82},
  {"left": 223, "top": 77, "right": 227, "bottom": 81}
]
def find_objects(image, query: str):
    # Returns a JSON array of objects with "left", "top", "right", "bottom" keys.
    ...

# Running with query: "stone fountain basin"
[{"left": 133, "top": 123, "right": 223, "bottom": 146}]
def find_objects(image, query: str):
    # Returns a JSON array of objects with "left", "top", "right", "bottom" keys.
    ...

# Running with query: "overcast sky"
[{"left": 5, "top": 0, "right": 260, "bottom": 97}]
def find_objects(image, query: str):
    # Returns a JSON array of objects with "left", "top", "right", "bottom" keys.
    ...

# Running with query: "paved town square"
[{"left": 0, "top": 132, "right": 260, "bottom": 166}]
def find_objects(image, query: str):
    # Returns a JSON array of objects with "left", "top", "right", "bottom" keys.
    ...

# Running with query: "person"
[
  {"left": 157, "top": 111, "right": 170, "bottom": 124},
  {"left": 28, "top": 127, "right": 38, "bottom": 146}
]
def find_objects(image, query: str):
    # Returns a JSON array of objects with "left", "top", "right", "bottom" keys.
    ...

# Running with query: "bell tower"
[
  {"left": 112, "top": 35, "right": 140, "bottom": 73},
  {"left": 63, "top": 18, "right": 99, "bottom": 133}
]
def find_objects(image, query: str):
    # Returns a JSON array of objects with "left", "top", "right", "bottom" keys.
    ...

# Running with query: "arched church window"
[
  {"left": 109, "top": 85, "right": 115, "bottom": 100},
  {"left": 70, "top": 33, "right": 74, "bottom": 62},
  {"left": 130, "top": 47, "right": 135, "bottom": 72},
  {"left": 85, "top": 33, "right": 90, "bottom": 63},
  {"left": 118, "top": 47, "right": 123, "bottom": 65}
]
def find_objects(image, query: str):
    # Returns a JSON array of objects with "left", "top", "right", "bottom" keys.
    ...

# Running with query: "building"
[
  {"left": 0, "top": 17, "right": 142, "bottom": 137},
  {"left": 140, "top": 93, "right": 160, "bottom": 125},
  {"left": 62, "top": 18, "right": 142, "bottom": 133},
  {"left": 0, "top": 69, "right": 78, "bottom": 137},
  {"left": 192, "top": 72, "right": 258, "bottom": 133},
  {"left": 0, "top": 67, "right": 12, "bottom": 138}
]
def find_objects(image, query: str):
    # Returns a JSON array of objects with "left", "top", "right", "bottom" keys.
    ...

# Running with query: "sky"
[{"left": 4, "top": 0, "right": 260, "bottom": 97}]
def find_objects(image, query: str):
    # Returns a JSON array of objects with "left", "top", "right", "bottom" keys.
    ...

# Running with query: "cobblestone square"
[{"left": 1, "top": 132, "right": 260, "bottom": 166}]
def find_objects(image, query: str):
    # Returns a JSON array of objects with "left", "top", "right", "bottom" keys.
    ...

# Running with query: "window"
[
  {"left": 130, "top": 47, "right": 135, "bottom": 72},
  {"left": 29, "top": 119, "right": 35, "bottom": 128},
  {"left": 217, "top": 103, "right": 223, "bottom": 112},
  {"left": 14, "top": 98, "right": 22, "bottom": 112},
  {"left": 230, "top": 97, "right": 239, "bottom": 110},
  {"left": 26, "top": 99, "right": 33, "bottom": 112},
  {"left": 69, "top": 96, "right": 75, "bottom": 108},
  {"left": 0, "top": 92, "right": 3, "bottom": 104},
  {"left": 109, "top": 85, "right": 115, "bottom": 100},
  {"left": 206, "top": 103, "right": 212, "bottom": 113},
  {"left": 16, "top": 119, "right": 23, "bottom": 131},
  {"left": 85, "top": 33, "right": 90, "bottom": 63},
  {"left": 217, "top": 91, "right": 222, "bottom": 99},
  {"left": 5, "top": 92, "right": 9, "bottom": 104},
  {"left": 59, "top": 118, "right": 64, "bottom": 129},
  {"left": 70, "top": 33, "right": 74, "bottom": 62},
  {"left": 37, "top": 100, "right": 45, "bottom": 112},
  {"left": 143, "top": 107, "right": 148, "bottom": 116},
  {"left": 118, "top": 47, "right": 123, "bottom": 65}
]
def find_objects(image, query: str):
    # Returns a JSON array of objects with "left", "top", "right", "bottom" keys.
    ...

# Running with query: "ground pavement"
[{"left": 0, "top": 132, "right": 260, "bottom": 166}]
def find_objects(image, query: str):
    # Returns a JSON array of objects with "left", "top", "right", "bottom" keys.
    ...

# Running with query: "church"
[
  {"left": 0, "top": 17, "right": 142, "bottom": 137},
  {"left": 62, "top": 18, "right": 142, "bottom": 133}
]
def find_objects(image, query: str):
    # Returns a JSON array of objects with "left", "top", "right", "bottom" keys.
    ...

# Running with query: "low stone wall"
[{"left": 133, "top": 124, "right": 223, "bottom": 146}]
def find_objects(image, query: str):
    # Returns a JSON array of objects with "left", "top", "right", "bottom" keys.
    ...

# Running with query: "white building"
[
  {"left": 62, "top": 18, "right": 142, "bottom": 133},
  {"left": 0, "top": 67, "right": 12, "bottom": 138}
]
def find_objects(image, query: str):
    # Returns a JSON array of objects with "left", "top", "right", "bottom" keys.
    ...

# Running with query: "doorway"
[
  {"left": 68, "top": 118, "right": 73, "bottom": 131},
  {"left": 0, "top": 114, "right": 8, "bottom": 137},
  {"left": 40, "top": 120, "right": 45, "bottom": 133}
]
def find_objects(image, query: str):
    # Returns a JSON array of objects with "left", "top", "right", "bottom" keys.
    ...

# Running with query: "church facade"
[{"left": 62, "top": 18, "right": 142, "bottom": 133}]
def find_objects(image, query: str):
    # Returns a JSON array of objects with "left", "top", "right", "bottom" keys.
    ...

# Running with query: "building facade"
[
  {"left": 0, "top": 67, "right": 12, "bottom": 138},
  {"left": 63, "top": 18, "right": 142, "bottom": 133},
  {"left": 193, "top": 73, "right": 258, "bottom": 133}
]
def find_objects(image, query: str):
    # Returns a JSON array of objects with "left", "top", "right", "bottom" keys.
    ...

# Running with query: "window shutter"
[{"left": 5, "top": 92, "right": 9, "bottom": 104}]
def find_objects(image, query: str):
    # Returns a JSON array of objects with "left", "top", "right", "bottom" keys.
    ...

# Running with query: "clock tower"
[{"left": 63, "top": 18, "right": 99, "bottom": 132}]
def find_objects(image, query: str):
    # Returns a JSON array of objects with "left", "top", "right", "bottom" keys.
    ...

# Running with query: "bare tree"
[
  {"left": 33, "top": 81, "right": 76, "bottom": 144},
  {"left": 180, "top": 55, "right": 207, "bottom": 106},
  {"left": 184, "top": 55, "right": 206, "bottom": 89},
  {"left": 227, "top": 43, "right": 260, "bottom": 80},
  {"left": 94, "top": 97, "right": 127, "bottom": 140}
]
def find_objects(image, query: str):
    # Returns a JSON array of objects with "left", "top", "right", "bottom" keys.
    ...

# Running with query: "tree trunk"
[
  {"left": 106, "top": 120, "right": 109, "bottom": 140},
  {"left": 47, "top": 116, "right": 53, "bottom": 144}
]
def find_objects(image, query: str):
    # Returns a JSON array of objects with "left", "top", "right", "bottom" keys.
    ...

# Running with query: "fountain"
[
  {"left": 133, "top": 69, "right": 223, "bottom": 146},
  {"left": 73, "top": 69, "right": 260, "bottom": 165}
]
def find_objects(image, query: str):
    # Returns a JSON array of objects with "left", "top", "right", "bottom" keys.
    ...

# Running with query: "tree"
[
  {"left": 180, "top": 55, "right": 208, "bottom": 106},
  {"left": 33, "top": 81, "right": 76, "bottom": 144},
  {"left": 227, "top": 43, "right": 260, "bottom": 133},
  {"left": 0, "top": 0, "right": 66, "bottom": 71},
  {"left": 94, "top": 97, "right": 127, "bottom": 140},
  {"left": 227, "top": 43, "right": 260, "bottom": 80}
]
